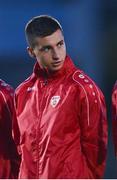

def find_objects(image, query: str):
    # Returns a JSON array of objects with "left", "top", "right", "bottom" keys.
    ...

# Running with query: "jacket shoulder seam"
[
  {"left": 72, "top": 70, "right": 102, "bottom": 104},
  {"left": 72, "top": 70, "right": 103, "bottom": 126},
  {"left": 72, "top": 70, "right": 90, "bottom": 126},
  {"left": 15, "top": 75, "right": 33, "bottom": 93}
]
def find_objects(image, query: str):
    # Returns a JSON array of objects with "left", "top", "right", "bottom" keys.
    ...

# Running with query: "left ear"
[{"left": 27, "top": 47, "right": 36, "bottom": 58}]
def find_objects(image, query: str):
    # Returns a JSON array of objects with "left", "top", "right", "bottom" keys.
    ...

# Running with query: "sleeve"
[
  {"left": 0, "top": 87, "right": 20, "bottom": 178},
  {"left": 112, "top": 82, "right": 117, "bottom": 157},
  {"left": 10, "top": 96, "right": 21, "bottom": 178},
  {"left": 12, "top": 93, "right": 21, "bottom": 148},
  {"left": 79, "top": 84, "right": 108, "bottom": 178}
]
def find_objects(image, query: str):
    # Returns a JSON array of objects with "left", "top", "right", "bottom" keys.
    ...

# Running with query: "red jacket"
[
  {"left": 0, "top": 79, "right": 19, "bottom": 178},
  {"left": 112, "top": 81, "right": 117, "bottom": 156},
  {"left": 14, "top": 56, "right": 108, "bottom": 179}
]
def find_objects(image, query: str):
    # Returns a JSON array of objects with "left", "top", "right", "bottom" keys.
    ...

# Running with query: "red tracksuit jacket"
[
  {"left": 0, "top": 79, "right": 19, "bottom": 178},
  {"left": 14, "top": 56, "right": 108, "bottom": 179},
  {"left": 112, "top": 81, "right": 117, "bottom": 156}
]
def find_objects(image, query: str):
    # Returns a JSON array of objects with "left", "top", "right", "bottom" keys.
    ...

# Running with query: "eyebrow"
[
  {"left": 39, "top": 40, "right": 64, "bottom": 51},
  {"left": 56, "top": 40, "right": 64, "bottom": 45}
]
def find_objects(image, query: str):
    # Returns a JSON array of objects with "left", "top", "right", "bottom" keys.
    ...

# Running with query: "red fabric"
[
  {"left": 112, "top": 81, "right": 117, "bottom": 156},
  {"left": 14, "top": 55, "right": 108, "bottom": 179},
  {"left": 0, "top": 80, "right": 19, "bottom": 178}
]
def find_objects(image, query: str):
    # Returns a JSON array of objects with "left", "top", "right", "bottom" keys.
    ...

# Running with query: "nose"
[{"left": 52, "top": 48, "right": 59, "bottom": 60}]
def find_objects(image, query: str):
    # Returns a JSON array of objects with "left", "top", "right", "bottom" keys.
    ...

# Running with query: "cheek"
[
  {"left": 61, "top": 46, "right": 66, "bottom": 54},
  {"left": 39, "top": 55, "right": 50, "bottom": 66},
  {"left": 61, "top": 47, "right": 66, "bottom": 58}
]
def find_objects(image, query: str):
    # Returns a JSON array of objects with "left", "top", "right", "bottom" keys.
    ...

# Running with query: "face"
[{"left": 28, "top": 29, "right": 66, "bottom": 72}]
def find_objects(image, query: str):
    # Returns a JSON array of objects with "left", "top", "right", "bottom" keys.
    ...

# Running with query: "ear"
[{"left": 27, "top": 47, "right": 36, "bottom": 58}]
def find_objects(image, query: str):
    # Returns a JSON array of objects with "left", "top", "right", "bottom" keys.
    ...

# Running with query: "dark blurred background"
[{"left": 0, "top": 0, "right": 117, "bottom": 178}]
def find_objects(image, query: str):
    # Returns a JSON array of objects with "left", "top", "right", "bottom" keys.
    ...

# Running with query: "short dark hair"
[{"left": 25, "top": 15, "right": 63, "bottom": 48}]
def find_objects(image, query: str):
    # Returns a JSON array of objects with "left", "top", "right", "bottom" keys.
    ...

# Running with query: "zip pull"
[
  {"left": 40, "top": 80, "right": 48, "bottom": 87},
  {"left": 44, "top": 79, "right": 48, "bottom": 86}
]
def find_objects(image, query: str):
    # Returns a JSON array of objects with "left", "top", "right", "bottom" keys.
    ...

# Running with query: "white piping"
[
  {"left": 72, "top": 71, "right": 90, "bottom": 126},
  {"left": 85, "top": 75, "right": 103, "bottom": 110}
]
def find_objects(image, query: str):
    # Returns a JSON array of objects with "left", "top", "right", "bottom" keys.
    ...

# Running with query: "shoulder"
[
  {"left": 72, "top": 70, "right": 105, "bottom": 104},
  {"left": 0, "top": 79, "right": 14, "bottom": 101},
  {"left": 112, "top": 81, "right": 117, "bottom": 103},
  {"left": 15, "top": 73, "right": 35, "bottom": 96},
  {"left": 113, "top": 81, "right": 117, "bottom": 93},
  {"left": 0, "top": 79, "right": 14, "bottom": 116}
]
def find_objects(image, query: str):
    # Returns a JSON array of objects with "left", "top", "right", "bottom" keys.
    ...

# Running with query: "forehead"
[{"left": 35, "top": 29, "right": 64, "bottom": 46}]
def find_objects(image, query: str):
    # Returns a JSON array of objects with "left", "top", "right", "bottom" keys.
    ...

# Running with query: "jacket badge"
[{"left": 50, "top": 96, "right": 60, "bottom": 108}]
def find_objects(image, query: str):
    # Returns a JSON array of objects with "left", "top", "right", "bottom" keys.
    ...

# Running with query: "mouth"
[{"left": 51, "top": 61, "right": 63, "bottom": 66}]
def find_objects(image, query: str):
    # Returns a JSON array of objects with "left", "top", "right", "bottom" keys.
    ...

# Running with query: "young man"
[
  {"left": 14, "top": 15, "right": 108, "bottom": 179},
  {"left": 0, "top": 79, "right": 19, "bottom": 178},
  {"left": 112, "top": 81, "right": 117, "bottom": 157}
]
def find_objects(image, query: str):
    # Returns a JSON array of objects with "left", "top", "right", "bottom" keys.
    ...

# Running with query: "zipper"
[
  {"left": 40, "top": 79, "right": 48, "bottom": 88},
  {"left": 36, "top": 79, "right": 48, "bottom": 178}
]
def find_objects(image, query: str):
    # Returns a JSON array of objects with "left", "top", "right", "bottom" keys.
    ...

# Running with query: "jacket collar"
[{"left": 33, "top": 55, "right": 76, "bottom": 80}]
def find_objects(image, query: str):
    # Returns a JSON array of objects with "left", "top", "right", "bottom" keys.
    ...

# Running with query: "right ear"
[{"left": 27, "top": 47, "right": 36, "bottom": 58}]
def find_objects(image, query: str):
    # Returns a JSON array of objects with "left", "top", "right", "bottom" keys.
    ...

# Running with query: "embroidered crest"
[{"left": 50, "top": 96, "right": 60, "bottom": 108}]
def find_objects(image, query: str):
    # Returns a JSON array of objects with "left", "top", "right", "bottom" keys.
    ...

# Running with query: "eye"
[
  {"left": 57, "top": 41, "right": 64, "bottom": 48},
  {"left": 43, "top": 47, "right": 50, "bottom": 52},
  {"left": 39, "top": 46, "right": 51, "bottom": 52}
]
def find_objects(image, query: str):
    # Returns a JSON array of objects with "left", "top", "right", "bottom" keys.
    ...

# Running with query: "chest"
[{"left": 17, "top": 81, "right": 80, "bottom": 140}]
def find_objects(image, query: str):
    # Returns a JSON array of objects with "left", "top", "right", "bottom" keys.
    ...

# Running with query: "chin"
[{"left": 51, "top": 65, "right": 63, "bottom": 72}]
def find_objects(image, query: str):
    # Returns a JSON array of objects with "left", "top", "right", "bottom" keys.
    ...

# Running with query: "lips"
[{"left": 51, "top": 61, "right": 62, "bottom": 66}]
